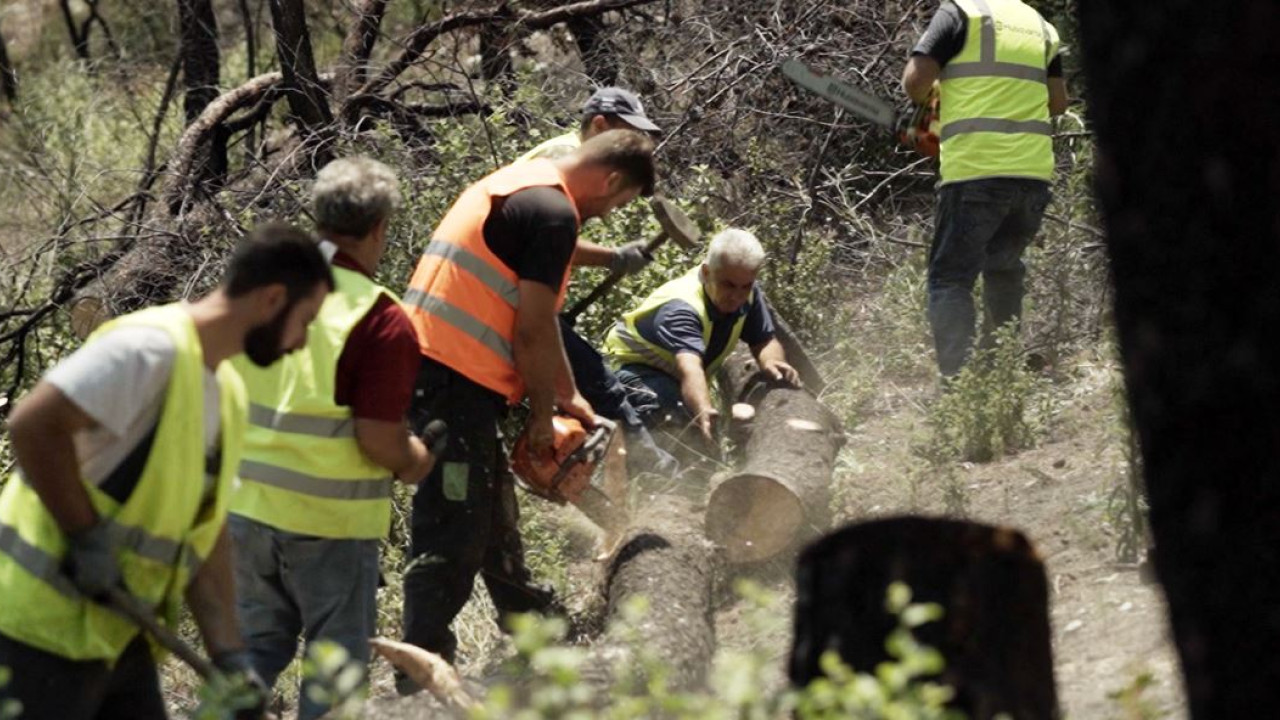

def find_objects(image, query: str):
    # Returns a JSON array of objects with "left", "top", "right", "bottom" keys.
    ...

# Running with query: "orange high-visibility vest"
[{"left": 403, "top": 159, "right": 579, "bottom": 403}]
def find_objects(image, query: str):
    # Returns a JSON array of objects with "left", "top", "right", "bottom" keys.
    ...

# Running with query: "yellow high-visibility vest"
[
  {"left": 938, "top": 0, "right": 1060, "bottom": 184},
  {"left": 0, "top": 303, "right": 246, "bottom": 662},
  {"left": 230, "top": 266, "right": 397, "bottom": 539},
  {"left": 515, "top": 131, "right": 581, "bottom": 163},
  {"left": 603, "top": 268, "right": 749, "bottom": 378}
]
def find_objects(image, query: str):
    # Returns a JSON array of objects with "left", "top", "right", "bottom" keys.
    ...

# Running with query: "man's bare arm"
[
  {"left": 750, "top": 338, "right": 801, "bottom": 386},
  {"left": 673, "top": 352, "right": 717, "bottom": 441},
  {"left": 1048, "top": 77, "right": 1070, "bottom": 116},
  {"left": 902, "top": 55, "right": 941, "bottom": 104},
  {"left": 571, "top": 239, "right": 615, "bottom": 268},
  {"left": 7, "top": 382, "right": 100, "bottom": 534},
  {"left": 185, "top": 526, "right": 246, "bottom": 656},
  {"left": 353, "top": 419, "right": 435, "bottom": 485}
]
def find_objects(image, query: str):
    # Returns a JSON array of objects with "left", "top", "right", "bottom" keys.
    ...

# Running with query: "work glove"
[
  {"left": 212, "top": 649, "right": 271, "bottom": 720},
  {"left": 65, "top": 520, "right": 122, "bottom": 599},
  {"left": 608, "top": 241, "right": 652, "bottom": 276}
]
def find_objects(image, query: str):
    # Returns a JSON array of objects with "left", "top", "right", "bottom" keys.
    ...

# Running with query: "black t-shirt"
[
  {"left": 482, "top": 186, "right": 579, "bottom": 289},
  {"left": 635, "top": 285, "right": 776, "bottom": 367},
  {"left": 912, "top": 1, "right": 1063, "bottom": 77}
]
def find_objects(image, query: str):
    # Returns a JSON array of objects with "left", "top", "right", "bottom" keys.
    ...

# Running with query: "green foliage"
[
  {"left": 301, "top": 641, "right": 368, "bottom": 720},
  {"left": 1107, "top": 671, "right": 1165, "bottom": 720},
  {"left": 191, "top": 668, "right": 270, "bottom": 720},
  {"left": 473, "top": 581, "right": 965, "bottom": 720},
  {"left": 926, "top": 323, "right": 1051, "bottom": 464},
  {"left": 0, "top": 665, "right": 22, "bottom": 720}
]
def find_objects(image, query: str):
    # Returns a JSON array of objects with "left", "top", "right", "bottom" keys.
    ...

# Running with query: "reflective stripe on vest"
[
  {"left": 938, "top": 0, "right": 1059, "bottom": 184},
  {"left": 402, "top": 159, "right": 578, "bottom": 403},
  {"left": 0, "top": 304, "right": 246, "bottom": 662},
  {"left": 604, "top": 268, "right": 750, "bottom": 379},
  {"left": 231, "top": 266, "right": 397, "bottom": 540}
]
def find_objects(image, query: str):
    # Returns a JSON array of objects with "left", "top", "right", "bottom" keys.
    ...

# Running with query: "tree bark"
[
  {"left": 58, "top": 0, "right": 90, "bottom": 60},
  {"left": 567, "top": 15, "right": 619, "bottom": 85},
  {"left": 0, "top": 22, "right": 16, "bottom": 104},
  {"left": 268, "top": 0, "right": 334, "bottom": 139},
  {"left": 1077, "top": 1, "right": 1280, "bottom": 716},
  {"left": 582, "top": 496, "right": 718, "bottom": 694},
  {"left": 177, "top": 0, "right": 221, "bottom": 123},
  {"left": 708, "top": 350, "right": 842, "bottom": 563},
  {"left": 336, "top": 0, "right": 389, "bottom": 103},
  {"left": 789, "top": 517, "right": 1059, "bottom": 719}
]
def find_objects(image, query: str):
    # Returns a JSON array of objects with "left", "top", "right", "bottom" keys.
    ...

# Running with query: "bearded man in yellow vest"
[
  {"left": 903, "top": 0, "right": 1069, "bottom": 377},
  {"left": 604, "top": 229, "right": 800, "bottom": 446},
  {"left": 397, "top": 129, "right": 655, "bottom": 679},
  {"left": 0, "top": 225, "right": 332, "bottom": 720},
  {"left": 228, "top": 158, "right": 436, "bottom": 720}
]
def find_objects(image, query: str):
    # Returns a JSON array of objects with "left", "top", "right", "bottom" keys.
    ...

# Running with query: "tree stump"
[
  {"left": 789, "top": 517, "right": 1059, "bottom": 720},
  {"left": 708, "top": 350, "right": 843, "bottom": 563}
]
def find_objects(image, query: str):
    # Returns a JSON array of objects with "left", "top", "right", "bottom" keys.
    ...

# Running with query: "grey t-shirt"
[{"left": 41, "top": 325, "right": 221, "bottom": 490}]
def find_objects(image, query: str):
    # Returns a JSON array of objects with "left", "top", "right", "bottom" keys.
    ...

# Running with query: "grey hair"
[
  {"left": 312, "top": 156, "right": 401, "bottom": 238},
  {"left": 706, "top": 228, "right": 766, "bottom": 271}
]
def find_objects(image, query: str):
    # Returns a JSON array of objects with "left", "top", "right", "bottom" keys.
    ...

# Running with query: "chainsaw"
[
  {"left": 510, "top": 415, "right": 627, "bottom": 534},
  {"left": 781, "top": 58, "right": 940, "bottom": 157}
]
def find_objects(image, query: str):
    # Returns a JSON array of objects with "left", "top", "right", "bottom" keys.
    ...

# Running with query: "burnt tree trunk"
[
  {"left": 582, "top": 496, "right": 718, "bottom": 693},
  {"left": 58, "top": 0, "right": 90, "bottom": 61},
  {"left": 789, "top": 518, "right": 1058, "bottom": 719},
  {"left": 0, "top": 23, "right": 16, "bottom": 105},
  {"left": 177, "top": 0, "right": 224, "bottom": 193},
  {"left": 268, "top": 0, "right": 334, "bottom": 148},
  {"left": 1078, "top": 1, "right": 1280, "bottom": 716},
  {"left": 567, "top": 15, "right": 618, "bottom": 85},
  {"left": 708, "top": 350, "right": 842, "bottom": 563}
]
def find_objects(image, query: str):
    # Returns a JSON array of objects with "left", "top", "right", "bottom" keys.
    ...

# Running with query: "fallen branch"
[{"left": 369, "top": 638, "right": 478, "bottom": 716}]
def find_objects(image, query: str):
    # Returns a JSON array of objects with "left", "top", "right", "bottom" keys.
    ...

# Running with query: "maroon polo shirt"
[{"left": 332, "top": 251, "right": 420, "bottom": 422}]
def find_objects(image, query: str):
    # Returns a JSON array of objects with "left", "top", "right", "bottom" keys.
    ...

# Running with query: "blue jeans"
[
  {"left": 229, "top": 514, "right": 380, "bottom": 720},
  {"left": 615, "top": 364, "right": 686, "bottom": 422},
  {"left": 928, "top": 178, "right": 1052, "bottom": 376}
]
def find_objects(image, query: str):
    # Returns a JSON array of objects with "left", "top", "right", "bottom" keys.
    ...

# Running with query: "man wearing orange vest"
[{"left": 398, "top": 129, "right": 656, "bottom": 676}]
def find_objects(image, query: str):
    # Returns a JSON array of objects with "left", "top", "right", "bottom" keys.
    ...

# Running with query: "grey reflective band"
[
  {"left": 239, "top": 460, "right": 393, "bottom": 501},
  {"left": 103, "top": 520, "right": 183, "bottom": 566},
  {"left": 421, "top": 241, "right": 519, "bottom": 307},
  {"left": 970, "top": 0, "right": 996, "bottom": 63},
  {"left": 248, "top": 403, "right": 355, "bottom": 439},
  {"left": 0, "top": 522, "right": 79, "bottom": 598},
  {"left": 612, "top": 325, "right": 677, "bottom": 375},
  {"left": 940, "top": 62, "right": 1047, "bottom": 83},
  {"left": 402, "top": 290, "right": 514, "bottom": 363},
  {"left": 940, "top": 118, "right": 1052, "bottom": 141}
]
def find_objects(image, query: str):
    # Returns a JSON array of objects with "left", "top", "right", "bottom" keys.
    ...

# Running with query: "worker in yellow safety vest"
[
  {"left": 228, "top": 158, "right": 438, "bottom": 720},
  {"left": 902, "top": 0, "right": 1069, "bottom": 377},
  {"left": 0, "top": 224, "right": 332, "bottom": 720}
]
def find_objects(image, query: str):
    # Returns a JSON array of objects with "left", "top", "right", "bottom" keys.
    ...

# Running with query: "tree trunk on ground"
[
  {"left": 0, "top": 24, "right": 16, "bottom": 104},
  {"left": 1077, "top": 1, "right": 1280, "bottom": 716},
  {"left": 583, "top": 496, "right": 718, "bottom": 693},
  {"left": 789, "top": 517, "right": 1058, "bottom": 719},
  {"left": 708, "top": 350, "right": 842, "bottom": 563},
  {"left": 268, "top": 0, "right": 334, "bottom": 145}
]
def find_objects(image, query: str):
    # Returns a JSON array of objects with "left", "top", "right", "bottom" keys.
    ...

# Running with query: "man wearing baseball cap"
[{"left": 518, "top": 87, "right": 661, "bottom": 163}]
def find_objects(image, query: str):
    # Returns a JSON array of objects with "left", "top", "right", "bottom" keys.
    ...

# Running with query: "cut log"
[
  {"left": 789, "top": 517, "right": 1059, "bottom": 720},
  {"left": 708, "top": 350, "right": 843, "bottom": 563},
  {"left": 369, "top": 638, "right": 478, "bottom": 716},
  {"left": 581, "top": 496, "right": 718, "bottom": 693}
]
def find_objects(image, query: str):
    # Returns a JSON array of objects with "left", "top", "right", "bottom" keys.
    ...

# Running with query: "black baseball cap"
[{"left": 581, "top": 87, "right": 661, "bottom": 132}]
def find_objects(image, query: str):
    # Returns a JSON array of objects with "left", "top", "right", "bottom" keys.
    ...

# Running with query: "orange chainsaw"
[
  {"left": 510, "top": 415, "right": 627, "bottom": 534},
  {"left": 781, "top": 58, "right": 940, "bottom": 157}
]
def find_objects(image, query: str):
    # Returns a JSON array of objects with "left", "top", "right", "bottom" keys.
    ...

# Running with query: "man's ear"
[
  {"left": 256, "top": 283, "right": 288, "bottom": 319},
  {"left": 603, "top": 170, "right": 627, "bottom": 196}
]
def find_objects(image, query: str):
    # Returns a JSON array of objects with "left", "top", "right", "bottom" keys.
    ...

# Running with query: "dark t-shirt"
[
  {"left": 483, "top": 186, "right": 579, "bottom": 289},
  {"left": 912, "top": 1, "right": 1063, "bottom": 77},
  {"left": 332, "top": 251, "right": 421, "bottom": 422},
  {"left": 635, "top": 285, "right": 776, "bottom": 367}
]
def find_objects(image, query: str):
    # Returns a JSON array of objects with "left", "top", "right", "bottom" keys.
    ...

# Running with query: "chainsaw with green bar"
[{"left": 781, "top": 58, "right": 939, "bottom": 157}]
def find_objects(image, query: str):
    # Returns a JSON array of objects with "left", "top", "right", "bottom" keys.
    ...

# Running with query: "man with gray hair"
[
  {"left": 604, "top": 228, "right": 799, "bottom": 444},
  {"left": 229, "top": 156, "right": 436, "bottom": 720}
]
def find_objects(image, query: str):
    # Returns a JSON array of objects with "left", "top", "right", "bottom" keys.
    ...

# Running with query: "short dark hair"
[
  {"left": 575, "top": 129, "right": 657, "bottom": 197},
  {"left": 223, "top": 222, "right": 334, "bottom": 302}
]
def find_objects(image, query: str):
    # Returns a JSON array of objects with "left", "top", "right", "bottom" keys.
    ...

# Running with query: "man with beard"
[
  {"left": 0, "top": 223, "right": 332, "bottom": 720},
  {"left": 397, "top": 129, "right": 656, "bottom": 680},
  {"left": 228, "top": 158, "right": 436, "bottom": 720}
]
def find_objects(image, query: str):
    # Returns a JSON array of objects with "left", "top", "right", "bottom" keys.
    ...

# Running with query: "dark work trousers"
[
  {"left": 0, "top": 632, "right": 166, "bottom": 720},
  {"left": 927, "top": 178, "right": 1052, "bottom": 377},
  {"left": 559, "top": 316, "right": 679, "bottom": 477},
  {"left": 402, "top": 356, "right": 557, "bottom": 663}
]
